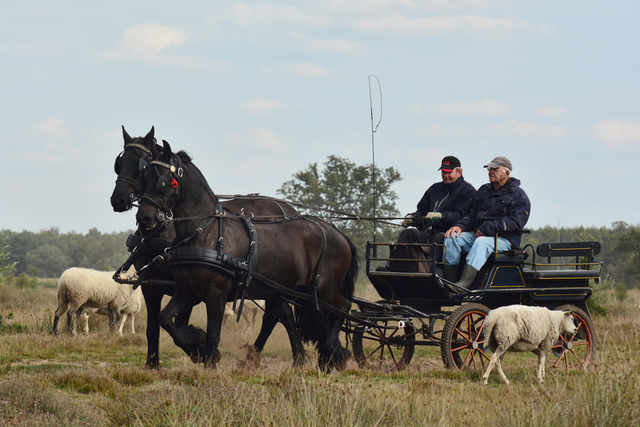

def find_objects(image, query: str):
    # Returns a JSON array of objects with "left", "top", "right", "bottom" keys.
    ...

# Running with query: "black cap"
[{"left": 438, "top": 156, "right": 461, "bottom": 172}]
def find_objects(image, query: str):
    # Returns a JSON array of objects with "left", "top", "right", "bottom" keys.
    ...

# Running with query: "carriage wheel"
[
  {"left": 351, "top": 319, "right": 415, "bottom": 371},
  {"left": 549, "top": 304, "right": 595, "bottom": 370},
  {"left": 441, "top": 303, "right": 491, "bottom": 370}
]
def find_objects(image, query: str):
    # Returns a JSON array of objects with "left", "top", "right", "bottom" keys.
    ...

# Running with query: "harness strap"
[
  {"left": 303, "top": 216, "right": 328, "bottom": 310},
  {"left": 232, "top": 215, "right": 259, "bottom": 321}
]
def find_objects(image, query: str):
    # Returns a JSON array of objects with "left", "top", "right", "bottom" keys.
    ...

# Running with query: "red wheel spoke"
[
  {"left": 453, "top": 327, "right": 473, "bottom": 344},
  {"left": 571, "top": 341, "right": 589, "bottom": 347},
  {"left": 567, "top": 347, "right": 588, "bottom": 368},
  {"left": 366, "top": 344, "right": 384, "bottom": 360}
]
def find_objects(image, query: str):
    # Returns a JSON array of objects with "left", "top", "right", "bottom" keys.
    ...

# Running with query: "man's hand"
[
  {"left": 475, "top": 230, "right": 484, "bottom": 238},
  {"left": 402, "top": 215, "right": 413, "bottom": 228},
  {"left": 426, "top": 212, "right": 442, "bottom": 221},
  {"left": 445, "top": 226, "right": 462, "bottom": 238}
]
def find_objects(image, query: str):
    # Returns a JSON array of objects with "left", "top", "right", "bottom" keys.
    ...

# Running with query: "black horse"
[
  {"left": 135, "top": 140, "right": 357, "bottom": 370},
  {"left": 111, "top": 127, "right": 308, "bottom": 368}
]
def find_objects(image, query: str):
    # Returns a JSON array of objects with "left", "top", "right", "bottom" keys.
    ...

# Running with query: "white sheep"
[
  {"left": 222, "top": 300, "right": 264, "bottom": 328},
  {"left": 52, "top": 266, "right": 143, "bottom": 336},
  {"left": 482, "top": 305, "right": 577, "bottom": 385},
  {"left": 80, "top": 294, "right": 143, "bottom": 335}
]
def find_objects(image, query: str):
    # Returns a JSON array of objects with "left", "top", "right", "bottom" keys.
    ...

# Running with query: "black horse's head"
[
  {"left": 110, "top": 126, "right": 156, "bottom": 212},
  {"left": 136, "top": 140, "right": 185, "bottom": 231}
]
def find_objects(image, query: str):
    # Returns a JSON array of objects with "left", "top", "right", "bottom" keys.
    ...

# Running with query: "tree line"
[
  {"left": 1, "top": 227, "right": 133, "bottom": 278},
  {"left": 1, "top": 155, "right": 638, "bottom": 288}
]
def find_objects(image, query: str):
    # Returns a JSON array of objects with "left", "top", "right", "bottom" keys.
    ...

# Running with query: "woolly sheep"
[
  {"left": 222, "top": 300, "right": 264, "bottom": 328},
  {"left": 81, "top": 293, "right": 143, "bottom": 335},
  {"left": 482, "top": 304, "right": 577, "bottom": 385},
  {"left": 52, "top": 266, "right": 143, "bottom": 336}
]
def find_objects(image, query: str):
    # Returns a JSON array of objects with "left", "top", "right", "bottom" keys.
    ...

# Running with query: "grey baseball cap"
[{"left": 484, "top": 156, "right": 512, "bottom": 171}]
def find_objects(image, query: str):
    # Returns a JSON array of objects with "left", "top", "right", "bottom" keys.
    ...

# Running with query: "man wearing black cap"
[
  {"left": 443, "top": 156, "right": 531, "bottom": 290},
  {"left": 385, "top": 156, "right": 475, "bottom": 273},
  {"left": 401, "top": 155, "right": 476, "bottom": 236}
]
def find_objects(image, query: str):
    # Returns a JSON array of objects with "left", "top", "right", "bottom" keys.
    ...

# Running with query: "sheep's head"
[{"left": 560, "top": 311, "right": 578, "bottom": 336}]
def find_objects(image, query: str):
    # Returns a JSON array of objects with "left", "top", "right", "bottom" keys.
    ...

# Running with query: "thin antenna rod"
[{"left": 368, "top": 75, "right": 382, "bottom": 242}]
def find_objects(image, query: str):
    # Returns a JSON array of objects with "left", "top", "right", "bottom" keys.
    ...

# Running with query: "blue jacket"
[
  {"left": 455, "top": 178, "right": 531, "bottom": 248},
  {"left": 410, "top": 176, "right": 476, "bottom": 233}
]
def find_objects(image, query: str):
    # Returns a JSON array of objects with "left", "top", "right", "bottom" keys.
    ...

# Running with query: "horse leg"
[
  {"left": 158, "top": 289, "right": 205, "bottom": 363},
  {"left": 324, "top": 310, "right": 351, "bottom": 371},
  {"left": 277, "top": 300, "right": 307, "bottom": 367},
  {"left": 202, "top": 294, "right": 227, "bottom": 369},
  {"left": 142, "top": 287, "right": 163, "bottom": 369},
  {"left": 245, "top": 299, "right": 280, "bottom": 368}
]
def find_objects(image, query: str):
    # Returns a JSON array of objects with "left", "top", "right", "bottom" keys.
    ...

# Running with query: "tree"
[
  {"left": 0, "top": 229, "right": 16, "bottom": 276},
  {"left": 615, "top": 224, "right": 640, "bottom": 278},
  {"left": 278, "top": 155, "right": 402, "bottom": 255}
]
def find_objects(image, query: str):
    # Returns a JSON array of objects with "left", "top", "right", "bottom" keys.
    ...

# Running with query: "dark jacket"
[
  {"left": 455, "top": 178, "right": 531, "bottom": 248},
  {"left": 410, "top": 176, "right": 476, "bottom": 233}
]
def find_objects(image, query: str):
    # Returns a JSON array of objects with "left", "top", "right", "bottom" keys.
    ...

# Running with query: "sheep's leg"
[
  {"left": 495, "top": 351, "right": 510, "bottom": 385},
  {"left": 483, "top": 347, "right": 508, "bottom": 384},
  {"left": 108, "top": 310, "right": 122, "bottom": 332},
  {"left": 67, "top": 303, "right": 82, "bottom": 336},
  {"left": 52, "top": 301, "right": 68, "bottom": 336},
  {"left": 537, "top": 352, "right": 546, "bottom": 384},
  {"left": 82, "top": 311, "right": 90, "bottom": 334},
  {"left": 118, "top": 314, "right": 128, "bottom": 336},
  {"left": 130, "top": 314, "right": 135, "bottom": 334}
]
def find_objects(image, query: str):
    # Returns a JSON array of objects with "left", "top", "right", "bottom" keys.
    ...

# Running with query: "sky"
[{"left": 2, "top": 1, "right": 640, "bottom": 235}]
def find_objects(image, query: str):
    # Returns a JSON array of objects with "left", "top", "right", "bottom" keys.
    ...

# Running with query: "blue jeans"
[{"left": 443, "top": 232, "right": 511, "bottom": 271}]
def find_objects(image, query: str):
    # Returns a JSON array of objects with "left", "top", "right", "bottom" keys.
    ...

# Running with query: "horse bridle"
[
  {"left": 114, "top": 142, "right": 154, "bottom": 205},
  {"left": 140, "top": 154, "right": 184, "bottom": 223}
]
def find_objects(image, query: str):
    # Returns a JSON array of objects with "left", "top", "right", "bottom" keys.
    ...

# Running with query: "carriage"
[
  {"left": 345, "top": 236, "right": 600, "bottom": 372},
  {"left": 112, "top": 127, "right": 600, "bottom": 373}
]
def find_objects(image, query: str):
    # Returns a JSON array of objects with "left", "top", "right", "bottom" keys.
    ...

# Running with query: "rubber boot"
[
  {"left": 454, "top": 265, "right": 478, "bottom": 290},
  {"left": 440, "top": 264, "right": 460, "bottom": 282}
]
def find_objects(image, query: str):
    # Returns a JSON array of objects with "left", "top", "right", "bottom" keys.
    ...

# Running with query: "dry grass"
[{"left": 0, "top": 283, "right": 639, "bottom": 426}]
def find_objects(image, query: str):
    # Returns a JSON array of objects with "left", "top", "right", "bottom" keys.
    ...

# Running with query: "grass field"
[{"left": 0, "top": 280, "right": 638, "bottom": 426}]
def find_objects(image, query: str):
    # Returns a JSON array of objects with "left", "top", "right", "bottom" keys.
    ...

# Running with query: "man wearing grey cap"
[{"left": 443, "top": 156, "right": 531, "bottom": 290}]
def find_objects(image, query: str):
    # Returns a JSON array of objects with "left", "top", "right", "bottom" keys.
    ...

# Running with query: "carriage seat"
[{"left": 522, "top": 241, "right": 601, "bottom": 280}]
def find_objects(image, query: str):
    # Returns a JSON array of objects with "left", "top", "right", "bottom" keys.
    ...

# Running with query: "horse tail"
[
  {"left": 294, "top": 228, "right": 358, "bottom": 346},
  {"left": 338, "top": 229, "right": 358, "bottom": 302}
]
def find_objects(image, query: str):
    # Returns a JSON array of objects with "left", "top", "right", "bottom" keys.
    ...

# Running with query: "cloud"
[
  {"left": 259, "top": 62, "right": 341, "bottom": 79},
  {"left": 407, "top": 98, "right": 511, "bottom": 116},
  {"left": 121, "top": 24, "right": 187, "bottom": 57},
  {"left": 232, "top": 3, "right": 329, "bottom": 29},
  {"left": 353, "top": 14, "right": 554, "bottom": 38},
  {"left": 306, "top": 38, "right": 370, "bottom": 55},
  {"left": 88, "top": 24, "right": 233, "bottom": 73},
  {"left": 226, "top": 127, "right": 291, "bottom": 151},
  {"left": 535, "top": 105, "right": 572, "bottom": 120},
  {"left": 593, "top": 120, "right": 640, "bottom": 149},
  {"left": 32, "top": 118, "right": 72, "bottom": 139},
  {"left": 485, "top": 121, "right": 567, "bottom": 139},
  {"left": 234, "top": 97, "right": 286, "bottom": 117}
]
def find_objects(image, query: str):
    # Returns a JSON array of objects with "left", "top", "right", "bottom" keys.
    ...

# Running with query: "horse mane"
[
  {"left": 175, "top": 150, "right": 217, "bottom": 202},
  {"left": 176, "top": 150, "right": 192, "bottom": 163}
]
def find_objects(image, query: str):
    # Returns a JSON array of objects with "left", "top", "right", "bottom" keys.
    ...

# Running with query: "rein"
[{"left": 114, "top": 142, "right": 154, "bottom": 204}]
